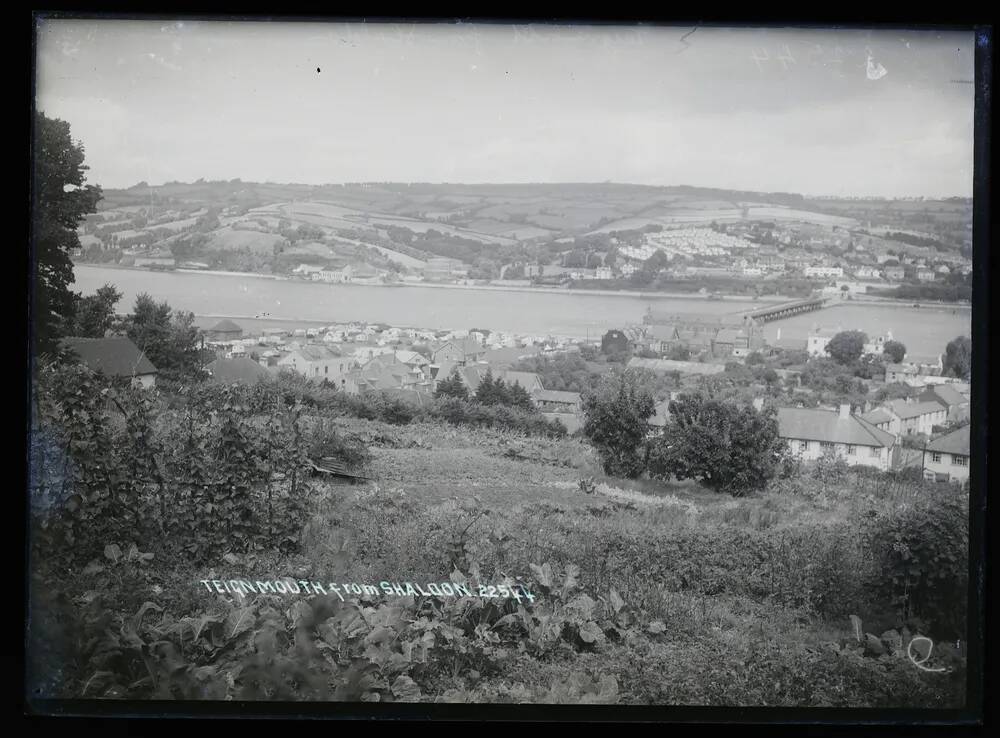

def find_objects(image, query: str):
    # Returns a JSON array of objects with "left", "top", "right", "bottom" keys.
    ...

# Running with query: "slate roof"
[
  {"left": 860, "top": 408, "right": 894, "bottom": 425},
  {"left": 887, "top": 400, "right": 948, "bottom": 420},
  {"left": 777, "top": 407, "right": 896, "bottom": 447},
  {"left": 925, "top": 425, "right": 970, "bottom": 456},
  {"left": 60, "top": 337, "right": 158, "bottom": 377},
  {"left": 920, "top": 384, "right": 968, "bottom": 408},
  {"left": 714, "top": 329, "right": 741, "bottom": 344},
  {"left": 205, "top": 357, "right": 270, "bottom": 384},
  {"left": 500, "top": 371, "right": 544, "bottom": 391}
]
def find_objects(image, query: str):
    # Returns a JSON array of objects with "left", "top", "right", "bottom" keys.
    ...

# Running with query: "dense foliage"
[
  {"left": 581, "top": 371, "right": 656, "bottom": 478},
  {"left": 825, "top": 331, "right": 868, "bottom": 365},
  {"left": 942, "top": 336, "right": 971, "bottom": 380},
  {"left": 32, "top": 112, "right": 103, "bottom": 353},
  {"left": 647, "top": 394, "right": 786, "bottom": 496}
]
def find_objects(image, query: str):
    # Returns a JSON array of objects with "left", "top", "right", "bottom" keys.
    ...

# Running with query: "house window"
[
  {"left": 952, "top": 456, "right": 968, "bottom": 467},
  {"left": 931, "top": 453, "right": 942, "bottom": 463},
  {"left": 847, "top": 445, "right": 856, "bottom": 456},
  {"left": 869, "top": 447, "right": 881, "bottom": 458},
  {"left": 801, "top": 441, "right": 810, "bottom": 452}
]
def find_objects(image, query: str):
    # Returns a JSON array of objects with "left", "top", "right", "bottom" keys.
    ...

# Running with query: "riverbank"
[{"left": 75, "top": 263, "right": 790, "bottom": 302}]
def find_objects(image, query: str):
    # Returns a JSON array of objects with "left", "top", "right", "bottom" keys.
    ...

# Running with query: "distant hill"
[{"left": 89, "top": 181, "right": 972, "bottom": 275}]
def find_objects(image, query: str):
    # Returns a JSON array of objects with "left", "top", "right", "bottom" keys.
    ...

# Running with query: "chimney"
[{"left": 839, "top": 404, "right": 851, "bottom": 419}]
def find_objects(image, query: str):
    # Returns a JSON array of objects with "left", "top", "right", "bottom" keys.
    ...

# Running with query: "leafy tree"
[
  {"left": 434, "top": 369, "right": 469, "bottom": 400},
  {"left": 745, "top": 351, "right": 765, "bottom": 366},
  {"left": 882, "top": 340, "right": 907, "bottom": 364},
  {"left": 124, "top": 293, "right": 207, "bottom": 382},
  {"left": 942, "top": 336, "right": 971, "bottom": 380},
  {"left": 32, "top": 112, "right": 103, "bottom": 353},
  {"left": 647, "top": 393, "right": 786, "bottom": 496},
  {"left": 581, "top": 370, "right": 656, "bottom": 478},
  {"left": 70, "top": 284, "right": 122, "bottom": 338},
  {"left": 825, "top": 330, "right": 868, "bottom": 365}
]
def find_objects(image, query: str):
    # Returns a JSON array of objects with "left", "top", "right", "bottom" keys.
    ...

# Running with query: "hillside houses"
[
  {"left": 918, "top": 384, "right": 970, "bottom": 422},
  {"left": 777, "top": 405, "right": 896, "bottom": 471},
  {"left": 922, "top": 425, "right": 970, "bottom": 484},
  {"left": 277, "top": 345, "right": 357, "bottom": 383},
  {"left": 431, "top": 338, "right": 487, "bottom": 366},
  {"left": 884, "top": 399, "right": 948, "bottom": 436}
]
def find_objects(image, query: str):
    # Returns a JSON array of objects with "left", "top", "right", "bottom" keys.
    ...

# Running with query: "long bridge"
[{"left": 737, "top": 297, "right": 829, "bottom": 324}]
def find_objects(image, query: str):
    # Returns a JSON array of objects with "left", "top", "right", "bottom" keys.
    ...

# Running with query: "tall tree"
[
  {"left": 70, "top": 284, "right": 122, "bottom": 338},
  {"left": 124, "top": 293, "right": 207, "bottom": 382},
  {"left": 506, "top": 381, "right": 535, "bottom": 411},
  {"left": 582, "top": 370, "right": 656, "bottom": 478},
  {"left": 825, "top": 330, "right": 868, "bottom": 365},
  {"left": 434, "top": 369, "right": 469, "bottom": 400},
  {"left": 942, "top": 336, "right": 972, "bottom": 380},
  {"left": 647, "top": 393, "right": 785, "bottom": 496},
  {"left": 882, "top": 340, "right": 907, "bottom": 364},
  {"left": 32, "top": 112, "right": 103, "bottom": 353}
]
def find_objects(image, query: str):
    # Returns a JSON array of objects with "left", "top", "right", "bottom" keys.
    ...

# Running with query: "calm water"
[{"left": 72, "top": 266, "right": 970, "bottom": 355}]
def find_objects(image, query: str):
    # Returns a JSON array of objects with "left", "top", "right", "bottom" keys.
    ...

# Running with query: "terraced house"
[
  {"left": 922, "top": 425, "right": 970, "bottom": 484},
  {"left": 777, "top": 405, "right": 897, "bottom": 471}
]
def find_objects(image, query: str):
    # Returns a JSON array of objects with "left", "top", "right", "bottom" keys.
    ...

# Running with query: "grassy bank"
[{"left": 28, "top": 397, "right": 968, "bottom": 706}]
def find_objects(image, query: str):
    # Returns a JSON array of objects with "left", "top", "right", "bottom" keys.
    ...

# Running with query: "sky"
[{"left": 35, "top": 20, "right": 977, "bottom": 198}]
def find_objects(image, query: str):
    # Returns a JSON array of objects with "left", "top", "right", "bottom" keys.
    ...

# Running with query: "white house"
[
  {"left": 277, "top": 345, "right": 357, "bottom": 382},
  {"left": 922, "top": 425, "right": 970, "bottom": 484},
  {"left": 807, "top": 327, "right": 841, "bottom": 358},
  {"left": 777, "top": 405, "right": 896, "bottom": 471},
  {"left": 885, "top": 399, "right": 949, "bottom": 436}
]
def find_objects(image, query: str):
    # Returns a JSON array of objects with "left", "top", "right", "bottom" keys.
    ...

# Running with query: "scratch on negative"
[{"left": 677, "top": 27, "right": 697, "bottom": 54}]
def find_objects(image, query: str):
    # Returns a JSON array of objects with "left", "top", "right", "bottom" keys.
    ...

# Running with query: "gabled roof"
[
  {"left": 60, "top": 337, "right": 158, "bottom": 377},
  {"left": 887, "top": 399, "right": 948, "bottom": 420},
  {"left": 859, "top": 408, "right": 894, "bottom": 425},
  {"left": 921, "top": 384, "right": 968, "bottom": 408},
  {"left": 925, "top": 425, "right": 970, "bottom": 456},
  {"left": 885, "top": 363, "right": 917, "bottom": 375},
  {"left": 777, "top": 407, "right": 895, "bottom": 447},
  {"left": 205, "top": 357, "right": 270, "bottom": 384},
  {"left": 499, "top": 370, "right": 543, "bottom": 391}
]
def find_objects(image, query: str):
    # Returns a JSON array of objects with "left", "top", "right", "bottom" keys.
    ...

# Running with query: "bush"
[{"left": 863, "top": 487, "right": 969, "bottom": 638}]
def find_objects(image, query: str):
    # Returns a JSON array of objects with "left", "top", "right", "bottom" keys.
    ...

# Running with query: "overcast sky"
[{"left": 35, "top": 20, "right": 976, "bottom": 197}]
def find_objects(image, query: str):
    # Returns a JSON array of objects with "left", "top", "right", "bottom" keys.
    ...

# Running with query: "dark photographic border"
[{"left": 21, "top": 8, "right": 992, "bottom": 727}]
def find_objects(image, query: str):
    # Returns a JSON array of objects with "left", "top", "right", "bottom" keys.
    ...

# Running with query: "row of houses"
[{"left": 773, "top": 397, "right": 970, "bottom": 483}]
